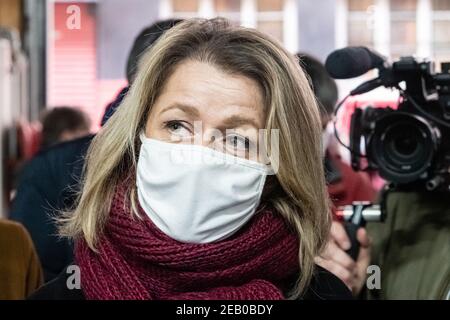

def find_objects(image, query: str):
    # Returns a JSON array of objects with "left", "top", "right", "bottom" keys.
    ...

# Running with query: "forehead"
[{"left": 153, "top": 60, "right": 266, "bottom": 124}]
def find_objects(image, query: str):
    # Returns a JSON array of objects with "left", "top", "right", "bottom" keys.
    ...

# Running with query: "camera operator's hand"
[{"left": 315, "top": 221, "right": 371, "bottom": 295}]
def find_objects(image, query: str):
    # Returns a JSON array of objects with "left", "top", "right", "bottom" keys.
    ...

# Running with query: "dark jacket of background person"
[
  {"left": 100, "top": 19, "right": 182, "bottom": 126},
  {"left": 101, "top": 86, "right": 128, "bottom": 126},
  {"left": 298, "top": 53, "right": 377, "bottom": 208},
  {"left": 0, "top": 220, "right": 43, "bottom": 299},
  {"left": 366, "top": 190, "right": 450, "bottom": 299},
  {"left": 9, "top": 135, "right": 93, "bottom": 281}
]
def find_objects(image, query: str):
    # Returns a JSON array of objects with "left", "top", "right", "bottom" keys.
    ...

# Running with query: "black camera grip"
[{"left": 344, "top": 222, "right": 360, "bottom": 261}]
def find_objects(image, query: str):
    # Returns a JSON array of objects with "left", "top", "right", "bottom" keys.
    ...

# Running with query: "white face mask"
[{"left": 136, "top": 135, "right": 270, "bottom": 243}]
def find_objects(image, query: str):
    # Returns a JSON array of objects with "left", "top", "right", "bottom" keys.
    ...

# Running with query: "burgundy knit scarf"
[{"left": 75, "top": 183, "right": 300, "bottom": 300}]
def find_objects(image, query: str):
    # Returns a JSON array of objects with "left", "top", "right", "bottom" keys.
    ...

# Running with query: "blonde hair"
[{"left": 60, "top": 18, "right": 331, "bottom": 299}]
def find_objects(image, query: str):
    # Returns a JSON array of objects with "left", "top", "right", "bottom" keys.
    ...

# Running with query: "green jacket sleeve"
[{"left": 367, "top": 191, "right": 450, "bottom": 300}]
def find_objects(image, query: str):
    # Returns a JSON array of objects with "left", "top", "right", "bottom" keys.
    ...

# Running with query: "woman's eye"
[
  {"left": 226, "top": 134, "right": 250, "bottom": 150},
  {"left": 164, "top": 121, "right": 191, "bottom": 137}
]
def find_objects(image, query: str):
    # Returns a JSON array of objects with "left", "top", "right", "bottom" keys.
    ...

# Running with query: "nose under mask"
[{"left": 136, "top": 135, "right": 270, "bottom": 243}]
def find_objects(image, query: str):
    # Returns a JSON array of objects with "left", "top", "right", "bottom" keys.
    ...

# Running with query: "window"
[
  {"left": 47, "top": 2, "right": 101, "bottom": 126},
  {"left": 169, "top": 0, "right": 201, "bottom": 18},
  {"left": 256, "top": 0, "right": 284, "bottom": 43},
  {"left": 432, "top": 0, "right": 450, "bottom": 68},
  {"left": 347, "top": 0, "right": 375, "bottom": 48},
  {"left": 172, "top": 0, "right": 198, "bottom": 12},
  {"left": 160, "top": 0, "right": 296, "bottom": 49},
  {"left": 215, "top": 0, "right": 241, "bottom": 25},
  {"left": 390, "top": 0, "right": 417, "bottom": 59},
  {"left": 342, "top": 0, "right": 450, "bottom": 61}
]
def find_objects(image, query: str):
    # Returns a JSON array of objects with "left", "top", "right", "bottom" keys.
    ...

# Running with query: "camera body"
[{"left": 349, "top": 56, "right": 450, "bottom": 192}]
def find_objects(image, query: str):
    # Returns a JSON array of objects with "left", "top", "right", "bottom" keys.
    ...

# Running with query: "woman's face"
[{"left": 145, "top": 60, "right": 265, "bottom": 160}]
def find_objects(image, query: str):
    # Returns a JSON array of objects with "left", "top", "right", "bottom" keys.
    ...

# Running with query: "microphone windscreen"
[{"left": 325, "top": 47, "right": 373, "bottom": 79}]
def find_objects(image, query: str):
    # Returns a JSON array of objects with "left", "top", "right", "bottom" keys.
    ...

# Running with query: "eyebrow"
[
  {"left": 159, "top": 103, "right": 201, "bottom": 118},
  {"left": 159, "top": 103, "right": 260, "bottom": 129},
  {"left": 218, "top": 115, "right": 260, "bottom": 130}
]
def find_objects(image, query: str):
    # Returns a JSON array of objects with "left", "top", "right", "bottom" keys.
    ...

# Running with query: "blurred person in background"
[
  {"left": 297, "top": 53, "right": 377, "bottom": 207},
  {"left": 31, "top": 18, "right": 350, "bottom": 300},
  {"left": 297, "top": 53, "right": 376, "bottom": 295},
  {"left": 9, "top": 114, "right": 92, "bottom": 281},
  {"left": 8, "top": 19, "right": 183, "bottom": 282},
  {"left": 39, "top": 107, "right": 91, "bottom": 150},
  {"left": 0, "top": 219, "right": 43, "bottom": 299},
  {"left": 101, "top": 19, "right": 183, "bottom": 126}
]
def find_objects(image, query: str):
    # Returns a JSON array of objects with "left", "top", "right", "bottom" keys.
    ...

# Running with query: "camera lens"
[
  {"left": 385, "top": 123, "right": 424, "bottom": 162},
  {"left": 393, "top": 132, "right": 418, "bottom": 156},
  {"left": 368, "top": 113, "right": 439, "bottom": 183}
]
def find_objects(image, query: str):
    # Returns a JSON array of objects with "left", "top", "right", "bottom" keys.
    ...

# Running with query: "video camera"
[{"left": 325, "top": 47, "right": 450, "bottom": 192}]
